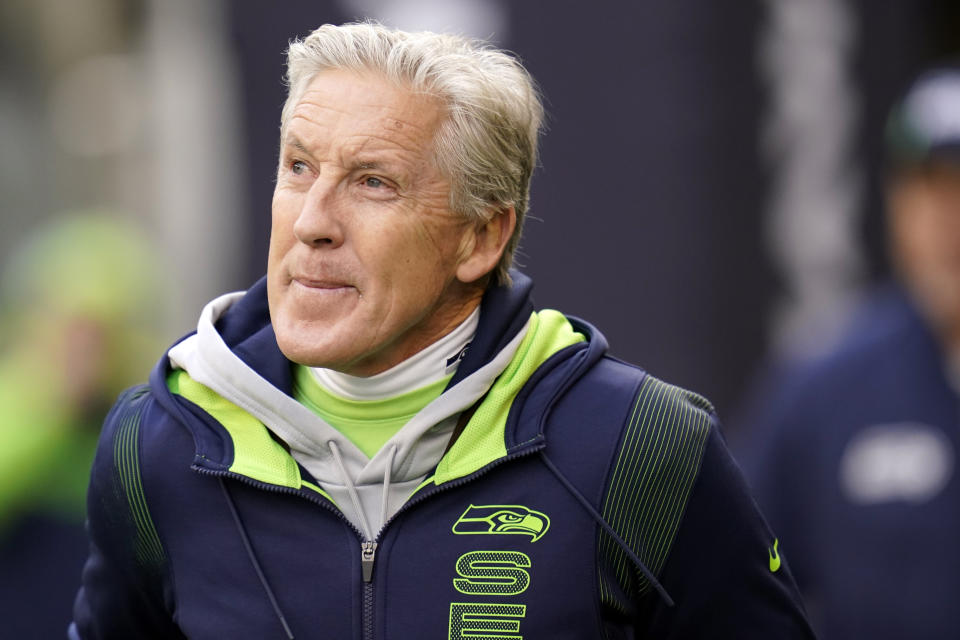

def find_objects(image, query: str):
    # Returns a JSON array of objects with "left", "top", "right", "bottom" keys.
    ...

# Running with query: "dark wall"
[{"left": 507, "top": 1, "right": 769, "bottom": 417}]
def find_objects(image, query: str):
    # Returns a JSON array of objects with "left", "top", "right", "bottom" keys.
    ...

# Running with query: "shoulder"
[
  {"left": 588, "top": 365, "right": 716, "bottom": 505},
  {"left": 74, "top": 384, "right": 192, "bottom": 638},
  {"left": 518, "top": 342, "right": 815, "bottom": 634},
  {"left": 555, "top": 356, "right": 716, "bottom": 458},
  {"left": 88, "top": 382, "right": 199, "bottom": 559},
  {"left": 580, "top": 368, "right": 812, "bottom": 635},
  {"left": 542, "top": 357, "right": 718, "bottom": 583},
  {"left": 93, "top": 383, "right": 197, "bottom": 484},
  {"left": 91, "top": 383, "right": 190, "bottom": 503},
  {"left": 591, "top": 368, "right": 716, "bottom": 580}
]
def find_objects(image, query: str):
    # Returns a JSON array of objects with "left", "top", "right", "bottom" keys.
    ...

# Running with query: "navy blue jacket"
[
  {"left": 72, "top": 273, "right": 814, "bottom": 639},
  {"left": 735, "top": 285, "right": 960, "bottom": 638}
]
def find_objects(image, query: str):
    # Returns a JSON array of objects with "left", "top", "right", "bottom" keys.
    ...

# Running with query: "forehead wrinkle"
[
  {"left": 288, "top": 111, "right": 432, "bottom": 156},
  {"left": 291, "top": 96, "right": 354, "bottom": 118},
  {"left": 294, "top": 90, "right": 436, "bottom": 131}
]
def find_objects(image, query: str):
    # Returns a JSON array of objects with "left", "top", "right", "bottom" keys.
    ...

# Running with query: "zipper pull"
[{"left": 361, "top": 541, "right": 378, "bottom": 582}]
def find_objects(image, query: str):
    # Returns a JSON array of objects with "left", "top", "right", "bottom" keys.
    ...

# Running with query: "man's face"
[
  {"left": 889, "top": 161, "right": 960, "bottom": 340},
  {"left": 268, "top": 69, "right": 483, "bottom": 376}
]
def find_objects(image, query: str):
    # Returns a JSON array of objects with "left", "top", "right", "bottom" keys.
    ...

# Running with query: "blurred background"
[{"left": 1, "top": 0, "right": 959, "bottom": 637}]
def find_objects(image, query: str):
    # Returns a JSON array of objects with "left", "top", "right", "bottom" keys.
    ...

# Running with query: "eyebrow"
[
  {"left": 351, "top": 159, "right": 409, "bottom": 180},
  {"left": 283, "top": 137, "right": 381, "bottom": 166},
  {"left": 282, "top": 136, "right": 406, "bottom": 177},
  {"left": 284, "top": 135, "right": 310, "bottom": 154}
]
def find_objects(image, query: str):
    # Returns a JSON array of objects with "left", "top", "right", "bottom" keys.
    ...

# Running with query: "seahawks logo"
[{"left": 452, "top": 504, "right": 550, "bottom": 542}]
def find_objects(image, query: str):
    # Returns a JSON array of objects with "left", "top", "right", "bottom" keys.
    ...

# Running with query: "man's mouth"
[{"left": 293, "top": 276, "right": 355, "bottom": 290}]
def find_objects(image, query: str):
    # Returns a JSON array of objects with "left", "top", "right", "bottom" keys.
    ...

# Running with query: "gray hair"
[{"left": 281, "top": 22, "right": 543, "bottom": 286}]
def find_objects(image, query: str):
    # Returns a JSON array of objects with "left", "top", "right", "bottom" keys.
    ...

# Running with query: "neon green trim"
[
  {"left": 301, "top": 479, "right": 336, "bottom": 504},
  {"left": 409, "top": 475, "right": 437, "bottom": 500},
  {"left": 167, "top": 370, "right": 301, "bottom": 489},
  {"left": 166, "top": 308, "right": 582, "bottom": 497},
  {"left": 434, "top": 310, "right": 584, "bottom": 484},
  {"left": 293, "top": 365, "right": 450, "bottom": 458}
]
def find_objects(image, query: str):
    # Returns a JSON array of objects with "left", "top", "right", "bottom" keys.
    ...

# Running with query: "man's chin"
[
  {"left": 274, "top": 324, "right": 375, "bottom": 374},
  {"left": 278, "top": 344, "right": 345, "bottom": 370},
  {"left": 274, "top": 314, "right": 339, "bottom": 367}
]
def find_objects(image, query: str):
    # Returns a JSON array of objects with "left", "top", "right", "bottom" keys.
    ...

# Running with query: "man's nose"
[{"left": 293, "top": 178, "right": 345, "bottom": 248}]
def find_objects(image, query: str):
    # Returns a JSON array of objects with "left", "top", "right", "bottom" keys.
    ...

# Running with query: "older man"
[{"left": 71, "top": 23, "right": 813, "bottom": 639}]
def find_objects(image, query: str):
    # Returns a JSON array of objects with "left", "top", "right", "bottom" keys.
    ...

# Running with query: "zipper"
[
  {"left": 356, "top": 442, "right": 544, "bottom": 640},
  {"left": 196, "top": 438, "right": 544, "bottom": 640},
  {"left": 196, "top": 467, "right": 382, "bottom": 639},
  {"left": 361, "top": 541, "right": 378, "bottom": 582},
  {"left": 362, "top": 580, "right": 375, "bottom": 640}
]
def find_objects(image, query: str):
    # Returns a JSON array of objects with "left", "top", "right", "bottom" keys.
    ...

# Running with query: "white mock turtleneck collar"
[{"left": 310, "top": 306, "right": 480, "bottom": 400}]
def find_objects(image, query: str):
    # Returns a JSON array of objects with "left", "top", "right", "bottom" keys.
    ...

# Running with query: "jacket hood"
[
  {"left": 446, "top": 270, "right": 536, "bottom": 388},
  {"left": 149, "top": 271, "right": 603, "bottom": 534},
  {"left": 175, "top": 270, "right": 539, "bottom": 396}
]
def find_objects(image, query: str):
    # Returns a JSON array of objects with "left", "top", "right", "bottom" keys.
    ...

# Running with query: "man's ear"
[{"left": 456, "top": 205, "right": 516, "bottom": 284}]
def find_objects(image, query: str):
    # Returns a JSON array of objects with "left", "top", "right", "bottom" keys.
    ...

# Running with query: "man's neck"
[{"left": 310, "top": 306, "right": 480, "bottom": 400}]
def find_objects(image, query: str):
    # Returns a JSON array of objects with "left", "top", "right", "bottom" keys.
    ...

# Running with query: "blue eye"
[
  {"left": 291, "top": 160, "right": 308, "bottom": 175},
  {"left": 364, "top": 176, "right": 384, "bottom": 188}
]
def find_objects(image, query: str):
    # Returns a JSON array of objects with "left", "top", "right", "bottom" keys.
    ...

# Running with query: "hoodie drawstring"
[
  {"left": 327, "top": 440, "right": 400, "bottom": 543},
  {"left": 380, "top": 444, "right": 398, "bottom": 532},
  {"left": 219, "top": 477, "right": 296, "bottom": 639},
  {"left": 328, "top": 440, "right": 375, "bottom": 542},
  {"left": 539, "top": 452, "right": 675, "bottom": 607}
]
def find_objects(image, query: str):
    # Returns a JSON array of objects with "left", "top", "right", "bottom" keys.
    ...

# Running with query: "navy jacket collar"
[{"left": 197, "top": 270, "right": 537, "bottom": 395}]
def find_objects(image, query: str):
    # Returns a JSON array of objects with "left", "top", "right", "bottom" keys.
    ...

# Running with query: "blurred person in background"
[
  {"left": 735, "top": 64, "right": 960, "bottom": 639},
  {"left": 70, "top": 22, "right": 814, "bottom": 639},
  {"left": 0, "top": 213, "right": 162, "bottom": 639}
]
